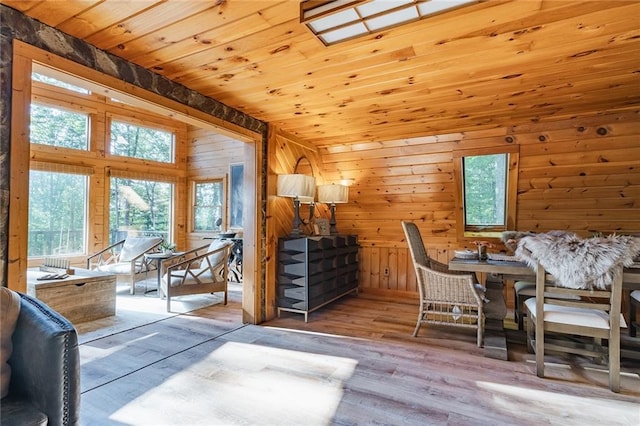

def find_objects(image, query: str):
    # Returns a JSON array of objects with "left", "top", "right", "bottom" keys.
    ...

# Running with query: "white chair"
[
  {"left": 87, "top": 236, "right": 163, "bottom": 294},
  {"left": 160, "top": 240, "right": 232, "bottom": 312},
  {"left": 525, "top": 261, "right": 623, "bottom": 392},
  {"left": 402, "top": 221, "right": 485, "bottom": 347}
]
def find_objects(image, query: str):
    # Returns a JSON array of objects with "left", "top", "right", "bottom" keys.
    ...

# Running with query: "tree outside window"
[
  {"left": 30, "top": 103, "right": 89, "bottom": 150},
  {"left": 193, "top": 180, "right": 224, "bottom": 232},
  {"left": 110, "top": 120, "right": 174, "bottom": 163},
  {"left": 28, "top": 170, "right": 87, "bottom": 256},
  {"left": 463, "top": 154, "right": 507, "bottom": 227},
  {"left": 454, "top": 147, "right": 518, "bottom": 239},
  {"left": 110, "top": 177, "right": 173, "bottom": 243}
]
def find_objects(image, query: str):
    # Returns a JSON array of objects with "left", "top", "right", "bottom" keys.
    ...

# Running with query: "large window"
[
  {"left": 110, "top": 176, "right": 173, "bottom": 243},
  {"left": 110, "top": 119, "right": 174, "bottom": 163},
  {"left": 28, "top": 170, "right": 87, "bottom": 257},
  {"left": 454, "top": 147, "right": 518, "bottom": 238},
  {"left": 193, "top": 180, "right": 224, "bottom": 232},
  {"left": 30, "top": 103, "right": 89, "bottom": 150}
]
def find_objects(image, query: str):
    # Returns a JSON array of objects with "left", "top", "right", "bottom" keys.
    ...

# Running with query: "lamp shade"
[
  {"left": 317, "top": 184, "right": 349, "bottom": 204},
  {"left": 277, "top": 174, "right": 315, "bottom": 199}
]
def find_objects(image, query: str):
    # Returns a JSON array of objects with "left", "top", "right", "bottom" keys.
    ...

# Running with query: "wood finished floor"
[{"left": 78, "top": 283, "right": 640, "bottom": 425}]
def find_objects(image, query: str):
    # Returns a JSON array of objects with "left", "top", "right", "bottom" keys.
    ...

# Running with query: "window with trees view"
[
  {"left": 454, "top": 147, "right": 518, "bottom": 238},
  {"left": 193, "top": 180, "right": 224, "bottom": 232},
  {"left": 110, "top": 177, "right": 173, "bottom": 243},
  {"left": 463, "top": 154, "right": 507, "bottom": 227},
  {"left": 28, "top": 170, "right": 87, "bottom": 256},
  {"left": 110, "top": 119, "right": 174, "bottom": 163},
  {"left": 30, "top": 103, "right": 89, "bottom": 150}
]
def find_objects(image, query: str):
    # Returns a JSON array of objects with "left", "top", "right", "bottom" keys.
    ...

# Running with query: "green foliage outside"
[
  {"left": 27, "top": 83, "right": 176, "bottom": 255},
  {"left": 30, "top": 104, "right": 88, "bottom": 150},
  {"left": 110, "top": 120, "right": 173, "bottom": 163},
  {"left": 194, "top": 181, "right": 224, "bottom": 231},
  {"left": 110, "top": 177, "right": 172, "bottom": 244},
  {"left": 463, "top": 154, "right": 507, "bottom": 226},
  {"left": 28, "top": 171, "right": 87, "bottom": 256}
]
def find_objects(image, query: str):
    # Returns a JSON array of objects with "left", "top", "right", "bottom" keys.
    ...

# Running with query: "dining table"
[{"left": 448, "top": 257, "right": 640, "bottom": 360}]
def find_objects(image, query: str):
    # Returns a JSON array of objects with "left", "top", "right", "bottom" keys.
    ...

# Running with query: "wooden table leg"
[{"left": 483, "top": 276, "right": 508, "bottom": 360}]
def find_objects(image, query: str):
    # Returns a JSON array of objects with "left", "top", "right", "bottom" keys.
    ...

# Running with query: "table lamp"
[
  {"left": 277, "top": 174, "right": 316, "bottom": 236},
  {"left": 317, "top": 184, "right": 349, "bottom": 235}
]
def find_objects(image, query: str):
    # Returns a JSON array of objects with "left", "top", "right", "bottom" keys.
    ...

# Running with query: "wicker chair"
[{"left": 401, "top": 221, "right": 485, "bottom": 347}]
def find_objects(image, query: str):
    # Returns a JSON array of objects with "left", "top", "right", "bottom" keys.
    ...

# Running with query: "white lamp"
[
  {"left": 277, "top": 174, "right": 316, "bottom": 236},
  {"left": 317, "top": 184, "right": 349, "bottom": 235}
]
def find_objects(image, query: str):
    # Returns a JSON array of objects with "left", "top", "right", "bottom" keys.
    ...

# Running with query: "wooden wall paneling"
[
  {"left": 265, "top": 126, "right": 329, "bottom": 320},
  {"left": 7, "top": 51, "right": 32, "bottom": 292},
  {"left": 316, "top": 110, "right": 639, "bottom": 300}
]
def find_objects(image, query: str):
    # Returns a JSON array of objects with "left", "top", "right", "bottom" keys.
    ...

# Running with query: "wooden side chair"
[
  {"left": 160, "top": 240, "right": 232, "bottom": 312},
  {"left": 525, "top": 261, "right": 623, "bottom": 392},
  {"left": 402, "top": 221, "right": 485, "bottom": 347},
  {"left": 87, "top": 236, "right": 163, "bottom": 294}
]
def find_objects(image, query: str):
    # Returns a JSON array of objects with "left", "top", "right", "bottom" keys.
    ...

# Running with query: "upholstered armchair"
[{"left": 87, "top": 236, "right": 163, "bottom": 294}]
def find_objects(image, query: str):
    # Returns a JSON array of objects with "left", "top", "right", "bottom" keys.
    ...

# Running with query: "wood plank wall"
[
  {"left": 185, "top": 126, "right": 245, "bottom": 249},
  {"left": 266, "top": 127, "right": 330, "bottom": 318},
  {"left": 317, "top": 110, "right": 640, "bottom": 298}
]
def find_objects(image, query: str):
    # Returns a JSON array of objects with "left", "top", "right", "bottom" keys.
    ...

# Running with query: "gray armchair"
[{"left": 1, "top": 291, "right": 80, "bottom": 426}]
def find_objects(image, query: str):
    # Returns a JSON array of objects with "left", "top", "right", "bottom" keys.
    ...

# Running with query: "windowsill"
[{"left": 463, "top": 231, "right": 503, "bottom": 239}]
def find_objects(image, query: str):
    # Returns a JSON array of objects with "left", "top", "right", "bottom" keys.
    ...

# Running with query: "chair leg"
[
  {"left": 610, "top": 330, "right": 620, "bottom": 393},
  {"left": 535, "top": 319, "right": 544, "bottom": 378},
  {"left": 413, "top": 303, "right": 424, "bottom": 337},
  {"left": 630, "top": 297, "right": 637, "bottom": 337},
  {"left": 412, "top": 319, "right": 421, "bottom": 337}
]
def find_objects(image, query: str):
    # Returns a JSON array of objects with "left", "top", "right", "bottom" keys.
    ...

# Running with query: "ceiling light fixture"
[{"left": 301, "top": 0, "right": 478, "bottom": 46}]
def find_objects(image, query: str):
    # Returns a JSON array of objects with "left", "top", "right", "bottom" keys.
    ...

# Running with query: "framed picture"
[{"left": 229, "top": 163, "right": 244, "bottom": 228}]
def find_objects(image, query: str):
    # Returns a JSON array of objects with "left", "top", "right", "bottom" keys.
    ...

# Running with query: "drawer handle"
[{"left": 75, "top": 283, "right": 86, "bottom": 287}]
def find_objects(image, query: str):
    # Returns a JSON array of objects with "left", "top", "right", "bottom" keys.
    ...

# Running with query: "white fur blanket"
[{"left": 515, "top": 231, "right": 640, "bottom": 290}]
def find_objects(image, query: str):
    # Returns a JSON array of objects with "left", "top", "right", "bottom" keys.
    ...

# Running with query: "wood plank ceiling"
[{"left": 3, "top": 0, "right": 640, "bottom": 147}]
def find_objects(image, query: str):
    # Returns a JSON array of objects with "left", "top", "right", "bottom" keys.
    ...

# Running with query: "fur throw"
[{"left": 515, "top": 231, "right": 640, "bottom": 290}]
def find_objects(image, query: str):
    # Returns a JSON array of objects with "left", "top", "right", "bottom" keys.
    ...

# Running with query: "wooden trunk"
[{"left": 27, "top": 269, "right": 116, "bottom": 324}]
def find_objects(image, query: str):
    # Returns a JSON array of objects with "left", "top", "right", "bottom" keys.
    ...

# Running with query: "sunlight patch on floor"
[
  {"left": 110, "top": 341, "right": 358, "bottom": 425},
  {"left": 477, "top": 380, "right": 639, "bottom": 423}
]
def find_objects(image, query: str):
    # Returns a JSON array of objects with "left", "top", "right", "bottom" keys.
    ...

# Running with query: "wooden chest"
[{"left": 27, "top": 268, "right": 116, "bottom": 324}]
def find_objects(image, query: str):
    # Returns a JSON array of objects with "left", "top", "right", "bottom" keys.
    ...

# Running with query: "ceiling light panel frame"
[{"left": 301, "top": 0, "right": 478, "bottom": 46}]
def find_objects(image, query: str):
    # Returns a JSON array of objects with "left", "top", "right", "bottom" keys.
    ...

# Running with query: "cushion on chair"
[
  {"left": 207, "top": 240, "right": 230, "bottom": 266},
  {"left": 1, "top": 288, "right": 21, "bottom": 399},
  {"left": 119, "top": 237, "right": 162, "bottom": 262},
  {"left": 0, "top": 397, "right": 47, "bottom": 426},
  {"left": 515, "top": 281, "right": 535, "bottom": 295},
  {"left": 524, "top": 298, "right": 626, "bottom": 329},
  {"left": 97, "top": 262, "right": 142, "bottom": 274}
]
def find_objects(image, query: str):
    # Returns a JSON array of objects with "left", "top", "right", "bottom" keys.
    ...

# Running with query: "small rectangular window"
[
  {"left": 30, "top": 103, "right": 89, "bottom": 150},
  {"left": 110, "top": 120, "right": 174, "bottom": 163},
  {"left": 463, "top": 153, "right": 507, "bottom": 228},
  {"left": 28, "top": 170, "right": 87, "bottom": 257},
  {"left": 454, "top": 146, "right": 518, "bottom": 239},
  {"left": 193, "top": 180, "right": 224, "bottom": 232}
]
